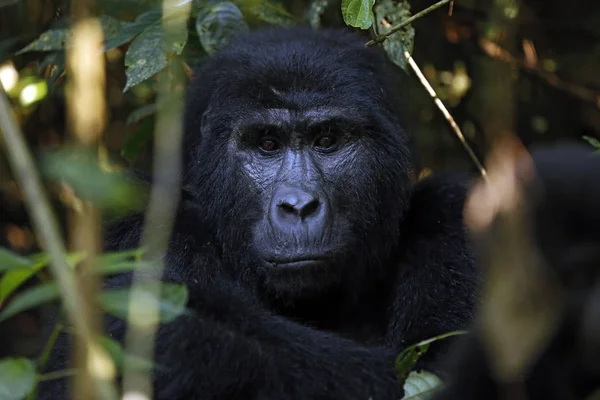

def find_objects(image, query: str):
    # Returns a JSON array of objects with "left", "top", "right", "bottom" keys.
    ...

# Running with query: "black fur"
[{"left": 39, "top": 26, "right": 479, "bottom": 399}]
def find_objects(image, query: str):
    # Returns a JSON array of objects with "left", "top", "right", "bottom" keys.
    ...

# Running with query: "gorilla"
[{"left": 38, "top": 25, "right": 600, "bottom": 400}]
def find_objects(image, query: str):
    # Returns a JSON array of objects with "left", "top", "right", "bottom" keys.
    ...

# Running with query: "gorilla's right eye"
[{"left": 259, "top": 137, "right": 281, "bottom": 152}]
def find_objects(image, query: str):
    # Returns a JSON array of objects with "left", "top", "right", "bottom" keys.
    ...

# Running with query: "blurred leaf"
[
  {"left": 341, "top": 0, "right": 375, "bottom": 30},
  {"left": 98, "top": 336, "right": 155, "bottom": 372},
  {"left": 196, "top": 1, "right": 249, "bottom": 55},
  {"left": 41, "top": 149, "right": 148, "bottom": 213},
  {"left": 0, "top": 283, "right": 59, "bottom": 323},
  {"left": 121, "top": 118, "right": 155, "bottom": 163},
  {"left": 0, "top": 358, "right": 36, "bottom": 400},
  {"left": 583, "top": 135, "right": 600, "bottom": 151},
  {"left": 0, "top": 248, "right": 34, "bottom": 272},
  {"left": 251, "top": 0, "right": 295, "bottom": 26},
  {"left": 99, "top": 283, "right": 189, "bottom": 323},
  {"left": 308, "top": 0, "right": 331, "bottom": 28},
  {"left": 402, "top": 371, "right": 443, "bottom": 400},
  {"left": 16, "top": 30, "right": 69, "bottom": 54},
  {"left": 96, "top": 249, "right": 156, "bottom": 275},
  {"left": 374, "top": 0, "right": 415, "bottom": 72},
  {"left": 395, "top": 330, "right": 467, "bottom": 384}
]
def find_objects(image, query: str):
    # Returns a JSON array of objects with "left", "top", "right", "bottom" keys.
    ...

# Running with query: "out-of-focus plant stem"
[{"left": 121, "top": 1, "right": 191, "bottom": 399}]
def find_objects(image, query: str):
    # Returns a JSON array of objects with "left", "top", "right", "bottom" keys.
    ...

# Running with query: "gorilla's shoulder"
[{"left": 406, "top": 173, "right": 472, "bottom": 238}]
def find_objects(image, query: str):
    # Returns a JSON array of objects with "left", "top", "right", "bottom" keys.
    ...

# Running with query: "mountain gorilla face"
[{"left": 184, "top": 28, "right": 414, "bottom": 297}]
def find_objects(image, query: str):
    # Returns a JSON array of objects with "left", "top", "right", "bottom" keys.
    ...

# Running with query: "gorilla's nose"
[{"left": 270, "top": 186, "right": 326, "bottom": 230}]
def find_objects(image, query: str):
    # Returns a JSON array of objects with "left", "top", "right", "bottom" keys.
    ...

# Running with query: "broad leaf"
[
  {"left": 99, "top": 283, "right": 189, "bottom": 323},
  {"left": 0, "top": 283, "right": 59, "bottom": 323},
  {"left": 41, "top": 149, "right": 148, "bottom": 213},
  {"left": 341, "top": 0, "right": 375, "bottom": 30},
  {"left": 0, "top": 358, "right": 36, "bottom": 400},
  {"left": 374, "top": 0, "right": 415, "bottom": 72},
  {"left": 0, "top": 248, "right": 34, "bottom": 273},
  {"left": 196, "top": 1, "right": 249, "bottom": 55},
  {"left": 97, "top": 249, "right": 155, "bottom": 275},
  {"left": 0, "top": 252, "right": 84, "bottom": 304},
  {"left": 402, "top": 371, "right": 443, "bottom": 400},
  {"left": 122, "top": 9, "right": 188, "bottom": 93},
  {"left": 250, "top": 0, "right": 295, "bottom": 26},
  {"left": 104, "top": 8, "right": 162, "bottom": 51},
  {"left": 17, "top": 30, "right": 69, "bottom": 54}
]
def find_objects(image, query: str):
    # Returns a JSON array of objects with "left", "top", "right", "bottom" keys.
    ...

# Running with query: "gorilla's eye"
[
  {"left": 315, "top": 135, "right": 337, "bottom": 150},
  {"left": 259, "top": 137, "right": 280, "bottom": 152}
]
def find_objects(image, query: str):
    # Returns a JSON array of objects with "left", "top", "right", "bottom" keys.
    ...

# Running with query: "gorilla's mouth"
[{"left": 264, "top": 256, "right": 329, "bottom": 269}]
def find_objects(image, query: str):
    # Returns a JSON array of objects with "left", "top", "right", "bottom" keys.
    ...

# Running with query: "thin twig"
[
  {"left": 366, "top": 0, "right": 450, "bottom": 47},
  {"left": 404, "top": 51, "right": 488, "bottom": 179}
]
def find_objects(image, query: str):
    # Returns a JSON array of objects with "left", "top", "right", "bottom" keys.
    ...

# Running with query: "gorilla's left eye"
[{"left": 315, "top": 135, "right": 337, "bottom": 150}]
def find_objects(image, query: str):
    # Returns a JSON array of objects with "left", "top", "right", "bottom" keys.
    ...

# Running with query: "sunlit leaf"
[
  {"left": 402, "top": 371, "right": 443, "bottom": 400},
  {"left": 99, "top": 283, "right": 189, "bottom": 323},
  {"left": 0, "top": 283, "right": 59, "bottom": 323},
  {"left": 341, "top": 0, "right": 375, "bottom": 29},
  {"left": 0, "top": 248, "right": 34, "bottom": 272},
  {"left": 196, "top": 1, "right": 249, "bottom": 55},
  {"left": 374, "top": 0, "right": 415, "bottom": 72},
  {"left": 0, "top": 358, "right": 36, "bottom": 400}
]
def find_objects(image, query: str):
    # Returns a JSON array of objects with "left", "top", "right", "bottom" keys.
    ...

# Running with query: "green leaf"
[
  {"left": 0, "top": 248, "right": 34, "bottom": 273},
  {"left": 41, "top": 149, "right": 148, "bottom": 213},
  {"left": 402, "top": 370, "right": 443, "bottom": 400},
  {"left": 104, "top": 8, "right": 162, "bottom": 51},
  {"left": 196, "top": 1, "right": 249, "bottom": 55},
  {"left": 98, "top": 336, "right": 155, "bottom": 372},
  {"left": 0, "top": 252, "right": 84, "bottom": 304},
  {"left": 0, "top": 283, "right": 59, "bottom": 323},
  {"left": 99, "top": 283, "right": 189, "bottom": 323},
  {"left": 250, "top": 0, "right": 295, "bottom": 26},
  {"left": 17, "top": 30, "right": 69, "bottom": 54},
  {"left": 583, "top": 135, "right": 600, "bottom": 151},
  {"left": 395, "top": 330, "right": 467, "bottom": 383},
  {"left": 374, "top": 0, "right": 415, "bottom": 72},
  {"left": 308, "top": 0, "right": 331, "bottom": 28},
  {"left": 96, "top": 249, "right": 156, "bottom": 275},
  {"left": 123, "top": 29, "right": 166, "bottom": 91},
  {"left": 0, "top": 358, "right": 36, "bottom": 400},
  {"left": 341, "top": 0, "right": 375, "bottom": 29}
]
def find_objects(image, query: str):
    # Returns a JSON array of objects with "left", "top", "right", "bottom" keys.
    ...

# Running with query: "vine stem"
[
  {"left": 403, "top": 51, "right": 488, "bottom": 179},
  {"left": 366, "top": 0, "right": 451, "bottom": 47}
]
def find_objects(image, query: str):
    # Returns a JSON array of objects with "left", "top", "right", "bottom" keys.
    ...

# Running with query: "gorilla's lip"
[{"left": 264, "top": 256, "right": 329, "bottom": 268}]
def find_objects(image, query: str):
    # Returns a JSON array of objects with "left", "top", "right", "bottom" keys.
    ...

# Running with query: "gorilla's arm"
[
  {"left": 386, "top": 174, "right": 478, "bottom": 369},
  {"left": 39, "top": 218, "right": 402, "bottom": 400}
]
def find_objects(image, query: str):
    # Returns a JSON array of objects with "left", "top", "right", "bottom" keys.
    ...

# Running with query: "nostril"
[
  {"left": 279, "top": 202, "right": 296, "bottom": 215},
  {"left": 299, "top": 199, "right": 320, "bottom": 219}
]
